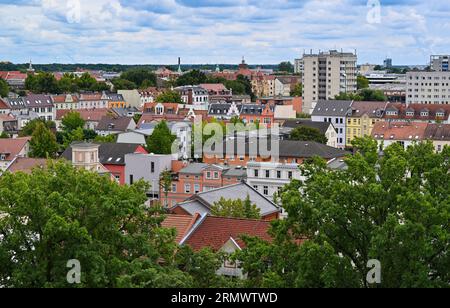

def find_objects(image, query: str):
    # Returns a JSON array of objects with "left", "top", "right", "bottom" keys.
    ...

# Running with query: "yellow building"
[
  {"left": 346, "top": 101, "right": 388, "bottom": 146},
  {"left": 107, "top": 93, "right": 127, "bottom": 109}
]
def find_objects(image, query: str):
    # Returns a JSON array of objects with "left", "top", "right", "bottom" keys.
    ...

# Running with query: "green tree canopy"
[
  {"left": 290, "top": 126, "right": 328, "bottom": 144},
  {"left": 61, "top": 111, "right": 85, "bottom": 133},
  {"left": 156, "top": 90, "right": 183, "bottom": 104},
  {"left": 210, "top": 195, "right": 261, "bottom": 219},
  {"left": 111, "top": 78, "right": 137, "bottom": 91},
  {"left": 19, "top": 119, "right": 55, "bottom": 137},
  {"left": 176, "top": 70, "right": 207, "bottom": 86},
  {"left": 29, "top": 122, "right": 59, "bottom": 158},
  {"left": 237, "top": 138, "right": 450, "bottom": 288},
  {"left": 146, "top": 121, "right": 177, "bottom": 155},
  {"left": 0, "top": 78, "right": 10, "bottom": 97},
  {"left": 121, "top": 69, "right": 157, "bottom": 88},
  {"left": 278, "top": 61, "right": 294, "bottom": 73},
  {"left": 357, "top": 75, "right": 370, "bottom": 89},
  {"left": 290, "top": 83, "right": 303, "bottom": 97}
]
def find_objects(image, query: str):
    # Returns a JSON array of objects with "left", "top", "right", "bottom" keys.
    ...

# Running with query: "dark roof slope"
[
  {"left": 61, "top": 143, "right": 142, "bottom": 165},
  {"left": 283, "top": 119, "right": 333, "bottom": 134}
]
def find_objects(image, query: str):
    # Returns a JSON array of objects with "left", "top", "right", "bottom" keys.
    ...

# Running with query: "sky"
[{"left": 0, "top": 0, "right": 449, "bottom": 65}]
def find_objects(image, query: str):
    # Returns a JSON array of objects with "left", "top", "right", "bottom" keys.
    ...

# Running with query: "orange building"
[{"left": 107, "top": 93, "right": 127, "bottom": 109}]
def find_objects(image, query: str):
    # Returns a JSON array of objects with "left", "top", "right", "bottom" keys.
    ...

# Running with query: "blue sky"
[{"left": 0, "top": 0, "right": 448, "bottom": 65}]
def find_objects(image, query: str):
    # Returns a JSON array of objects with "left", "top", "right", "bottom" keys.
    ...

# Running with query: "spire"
[
  {"left": 215, "top": 64, "right": 220, "bottom": 72},
  {"left": 27, "top": 59, "right": 35, "bottom": 74},
  {"left": 177, "top": 57, "right": 182, "bottom": 73}
]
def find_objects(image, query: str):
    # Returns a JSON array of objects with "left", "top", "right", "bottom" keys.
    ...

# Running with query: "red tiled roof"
[
  {"left": 384, "top": 103, "right": 450, "bottom": 121},
  {"left": 6, "top": 157, "right": 48, "bottom": 174},
  {"left": 0, "top": 137, "right": 31, "bottom": 160},
  {"left": 183, "top": 216, "right": 272, "bottom": 251},
  {"left": 199, "top": 83, "right": 227, "bottom": 92},
  {"left": 0, "top": 98, "right": 11, "bottom": 109},
  {"left": 372, "top": 122, "right": 428, "bottom": 141},
  {"left": 424, "top": 124, "right": 450, "bottom": 141},
  {"left": 52, "top": 94, "right": 79, "bottom": 103},
  {"left": 56, "top": 109, "right": 110, "bottom": 121},
  {"left": 138, "top": 114, "right": 186, "bottom": 127},
  {"left": 161, "top": 214, "right": 201, "bottom": 244}
]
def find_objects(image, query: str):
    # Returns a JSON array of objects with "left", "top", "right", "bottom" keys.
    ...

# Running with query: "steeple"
[
  {"left": 27, "top": 59, "right": 35, "bottom": 74},
  {"left": 177, "top": 57, "right": 182, "bottom": 74},
  {"left": 215, "top": 64, "right": 220, "bottom": 72}
]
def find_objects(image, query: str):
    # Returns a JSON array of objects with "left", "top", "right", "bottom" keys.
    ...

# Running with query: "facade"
[
  {"left": 124, "top": 153, "right": 173, "bottom": 199},
  {"left": 118, "top": 89, "right": 142, "bottom": 108},
  {"left": 5, "top": 95, "right": 55, "bottom": 121},
  {"left": 174, "top": 86, "right": 209, "bottom": 109},
  {"left": 162, "top": 163, "right": 247, "bottom": 208},
  {"left": 424, "top": 124, "right": 450, "bottom": 152},
  {"left": 106, "top": 93, "right": 127, "bottom": 109},
  {"left": 56, "top": 108, "right": 110, "bottom": 131},
  {"left": 78, "top": 93, "right": 109, "bottom": 109},
  {"left": 369, "top": 84, "right": 406, "bottom": 103},
  {"left": 64, "top": 142, "right": 110, "bottom": 175},
  {"left": 430, "top": 55, "right": 449, "bottom": 72},
  {"left": 199, "top": 84, "right": 232, "bottom": 103},
  {"left": 300, "top": 50, "right": 357, "bottom": 114},
  {"left": 0, "top": 114, "right": 18, "bottom": 136},
  {"left": 406, "top": 71, "right": 450, "bottom": 105},
  {"left": 311, "top": 100, "right": 353, "bottom": 148},
  {"left": 346, "top": 101, "right": 387, "bottom": 146},
  {"left": 52, "top": 94, "right": 79, "bottom": 110},
  {"left": 257, "top": 96, "right": 303, "bottom": 114},
  {"left": 246, "top": 162, "right": 303, "bottom": 201},
  {"left": 240, "top": 104, "right": 274, "bottom": 128}
]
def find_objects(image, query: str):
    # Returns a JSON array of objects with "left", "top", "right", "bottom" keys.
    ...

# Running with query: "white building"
[
  {"left": 174, "top": 86, "right": 209, "bottom": 110},
  {"left": 311, "top": 100, "right": 353, "bottom": 149},
  {"left": 406, "top": 71, "right": 450, "bottom": 105},
  {"left": 246, "top": 162, "right": 304, "bottom": 202},
  {"left": 5, "top": 95, "right": 55, "bottom": 122},
  {"left": 430, "top": 55, "right": 449, "bottom": 72},
  {"left": 300, "top": 50, "right": 357, "bottom": 114}
]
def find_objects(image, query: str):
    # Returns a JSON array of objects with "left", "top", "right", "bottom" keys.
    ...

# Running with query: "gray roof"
[
  {"left": 223, "top": 167, "right": 247, "bottom": 178},
  {"left": 179, "top": 163, "right": 209, "bottom": 175},
  {"left": 312, "top": 100, "right": 353, "bottom": 117},
  {"left": 6, "top": 94, "right": 54, "bottom": 109},
  {"left": 327, "top": 158, "right": 348, "bottom": 170},
  {"left": 283, "top": 119, "right": 333, "bottom": 135},
  {"left": 279, "top": 140, "right": 349, "bottom": 159},
  {"left": 175, "top": 182, "right": 279, "bottom": 217},
  {"left": 61, "top": 143, "right": 141, "bottom": 165},
  {"left": 96, "top": 116, "right": 133, "bottom": 132}
]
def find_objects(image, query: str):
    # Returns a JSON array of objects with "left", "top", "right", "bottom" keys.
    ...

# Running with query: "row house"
[
  {"left": 383, "top": 103, "right": 450, "bottom": 124},
  {"left": 311, "top": 100, "right": 353, "bottom": 148},
  {"left": 346, "top": 101, "right": 388, "bottom": 147},
  {"left": 78, "top": 92, "right": 110, "bottom": 109},
  {"left": 174, "top": 86, "right": 209, "bottom": 110},
  {"left": 203, "top": 139, "right": 349, "bottom": 166},
  {"left": 372, "top": 122, "right": 428, "bottom": 150},
  {"left": 52, "top": 94, "right": 79, "bottom": 110},
  {"left": 257, "top": 96, "right": 303, "bottom": 114},
  {"left": 240, "top": 104, "right": 274, "bottom": 128},
  {"left": 199, "top": 83, "right": 233, "bottom": 104},
  {"left": 162, "top": 163, "right": 247, "bottom": 208},
  {"left": 4, "top": 94, "right": 55, "bottom": 122}
]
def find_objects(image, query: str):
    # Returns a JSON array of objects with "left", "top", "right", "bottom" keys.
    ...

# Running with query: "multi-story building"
[
  {"left": 311, "top": 100, "right": 353, "bottom": 148},
  {"left": 406, "top": 71, "right": 450, "bottom": 105},
  {"left": 161, "top": 163, "right": 247, "bottom": 208},
  {"left": 282, "top": 119, "right": 338, "bottom": 148},
  {"left": 78, "top": 92, "right": 109, "bottom": 109},
  {"left": 424, "top": 124, "right": 450, "bottom": 152},
  {"left": 174, "top": 86, "right": 209, "bottom": 110},
  {"left": 383, "top": 103, "right": 450, "bottom": 124},
  {"left": 300, "top": 50, "right": 357, "bottom": 114},
  {"left": 372, "top": 122, "right": 428, "bottom": 150},
  {"left": 246, "top": 162, "right": 303, "bottom": 201},
  {"left": 369, "top": 84, "right": 406, "bottom": 103},
  {"left": 199, "top": 84, "right": 232, "bottom": 103},
  {"left": 430, "top": 55, "right": 449, "bottom": 72},
  {"left": 294, "top": 58, "right": 303, "bottom": 74},
  {"left": 106, "top": 93, "right": 127, "bottom": 109},
  {"left": 346, "top": 101, "right": 387, "bottom": 146},
  {"left": 5, "top": 94, "right": 55, "bottom": 121},
  {"left": 52, "top": 94, "right": 79, "bottom": 110}
]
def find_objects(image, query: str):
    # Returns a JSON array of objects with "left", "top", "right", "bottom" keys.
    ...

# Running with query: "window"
[
  {"left": 151, "top": 162, "right": 155, "bottom": 173},
  {"left": 206, "top": 171, "right": 211, "bottom": 179},
  {"left": 194, "top": 184, "right": 200, "bottom": 194},
  {"left": 288, "top": 172, "right": 293, "bottom": 179},
  {"left": 184, "top": 184, "right": 191, "bottom": 193},
  {"left": 253, "top": 185, "right": 258, "bottom": 191},
  {"left": 214, "top": 171, "right": 219, "bottom": 179},
  {"left": 254, "top": 169, "right": 259, "bottom": 177},
  {"left": 265, "top": 170, "right": 270, "bottom": 178},
  {"left": 171, "top": 184, "right": 177, "bottom": 192},
  {"left": 277, "top": 171, "right": 281, "bottom": 179},
  {"left": 129, "top": 175, "right": 134, "bottom": 185},
  {"left": 263, "top": 186, "right": 269, "bottom": 196},
  {"left": 114, "top": 175, "right": 120, "bottom": 183}
]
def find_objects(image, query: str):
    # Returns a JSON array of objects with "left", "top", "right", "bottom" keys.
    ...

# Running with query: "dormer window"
[
  {"left": 436, "top": 112, "right": 445, "bottom": 117},
  {"left": 406, "top": 111, "right": 414, "bottom": 116},
  {"left": 420, "top": 111, "right": 429, "bottom": 117}
]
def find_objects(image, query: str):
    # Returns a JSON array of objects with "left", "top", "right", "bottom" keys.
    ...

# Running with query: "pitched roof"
[
  {"left": 56, "top": 109, "right": 110, "bottom": 122},
  {"left": 0, "top": 98, "right": 10, "bottom": 109},
  {"left": 384, "top": 103, "right": 450, "bottom": 121},
  {"left": 96, "top": 116, "right": 134, "bottom": 132},
  {"left": 199, "top": 83, "right": 228, "bottom": 93},
  {"left": 5, "top": 157, "right": 48, "bottom": 174},
  {"left": 182, "top": 215, "right": 272, "bottom": 251},
  {"left": 311, "top": 100, "right": 353, "bottom": 117},
  {"left": 0, "top": 137, "right": 30, "bottom": 160},
  {"left": 424, "top": 124, "right": 450, "bottom": 141},
  {"left": 5, "top": 95, "right": 53, "bottom": 109},
  {"left": 161, "top": 214, "right": 201, "bottom": 244},
  {"left": 371, "top": 122, "right": 428, "bottom": 141},
  {"left": 173, "top": 182, "right": 280, "bottom": 218},
  {"left": 349, "top": 101, "right": 388, "bottom": 118},
  {"left": 278, "top": 140, "right": 349, "bottom": 159},
  {"left": 282, "top": 119, "right": 333, "bottom": 135},
  {"left": 61, "top": 143, "right": 145, "bottom": 165}
]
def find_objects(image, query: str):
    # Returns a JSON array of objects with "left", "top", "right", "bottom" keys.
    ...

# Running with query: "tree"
[
  {"left": 357, "top": 75, "right": 370, "bottom": 89},
  {"left": 176, "top": 70, "right": 207, "bottom": 86},
  {"left": 94, "top": 134, "right": 117, "bottom": 143},
  {"left": 19, "top": 119, "right": 55, "bottom": 137},
  {"left": 334, "top": 92, "right": 363, "bottom": 101},
  {"left": 0, "top": 161, "right": 190, "bottom": 288},
  {"left": 146, "top": 121, "right": 177, "bottom": 155},
  {"left": 0, "top": 131, "right": 9, "bottom": 139},
  {"left": 111, "top": 78, "right": 137, "bottom": 91},
  {"left": 278, "top": 61, "right": 294, "bottom": 73},
  {"left": 210, "top": 195, "right": 261, "bottom": 219},
  {"left": 63, "top": 127, "right": 85, "bottom": 148},
  {"left": 26, "top": 72, "right": 60, "bottom": 94},
  {"left": 156, "top": 90, "right": 183, "bottom": 104},
  {"left": 58, "top": 73, "right": 79, "bottom": 93},
  {"left": 290, "top": 126, "right": 328, "bottom": 144},
  {"left": 62, "top": 111, "right": 85, "bottom": 133},
  {"left": 159, "top": 170, "right": 173, "bottom": 207},
  {"left": 359, "top": 89, "right": 387, "bottom": 101},
  {"left": 290, "top": 83, "right": 302, "bottom": 97},
  {"left": 29, "top": 122, "right": 59, "bottom": 158},
  {"left": 121, "top": 69, "right": 156, "bottom": 88},
  {"left": 237, "top": 138, "right": 450, "bottom": 288},
  {"left": 0, "top": 78, "right": 10, "bottom": 97}
]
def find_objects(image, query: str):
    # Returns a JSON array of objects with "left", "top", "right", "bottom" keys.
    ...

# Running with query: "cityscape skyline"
[{"left": 0, "top": 0, "right": 449, "bottom": 65}]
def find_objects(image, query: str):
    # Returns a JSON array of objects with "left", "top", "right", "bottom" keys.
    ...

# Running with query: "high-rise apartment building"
[
  {"left": 406, "top": 71, "right": 450, "bottom": 105},
  {"left": 300, "top": 50, "right": 357, "bottom": 114},
  {"left": 430, "top": 55, "right": 449, "bottom": 72}
]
